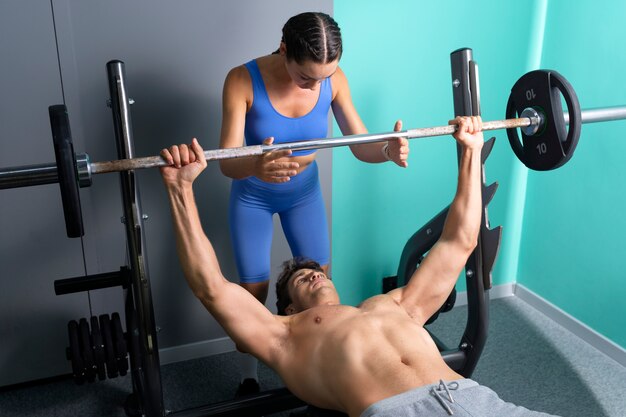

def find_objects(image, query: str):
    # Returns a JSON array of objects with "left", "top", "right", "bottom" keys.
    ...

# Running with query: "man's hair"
[
  {"left": 279, "top": 12, "right": 342, "bottom": 64},
  {"left": 275, "top": 257, "right": 325, "bottom": 316}
]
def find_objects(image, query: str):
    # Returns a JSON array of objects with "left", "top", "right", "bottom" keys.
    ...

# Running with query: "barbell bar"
[
  {"left": 91, "top": 116, "right": 539, "bottom": 174},
  {"left": 92, "top": 104, "right": 626, "bottom": 173},
  {"left": 2, "top": 105, "right": 625, "bottom": 191},
  {"left": 1, "top": 116, "right": 535, "bottom": 188}
]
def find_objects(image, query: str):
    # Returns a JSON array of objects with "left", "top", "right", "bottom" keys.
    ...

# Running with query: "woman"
[{"left": 218, "top": 11, "right": 409, "bottom": 394}]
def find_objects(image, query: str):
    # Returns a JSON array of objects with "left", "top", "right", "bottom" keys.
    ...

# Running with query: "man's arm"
[
  {"left": 161, "top": 140, "right": 288, "bottom": 364},
  {"left": 387, "top": 116, "right": 483, "bottom": 325}
]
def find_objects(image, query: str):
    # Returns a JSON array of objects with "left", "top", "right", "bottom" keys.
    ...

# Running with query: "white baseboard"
[
  {"left": 453, "top": 282, "right": 516, "bottom": 306},
  {"left": 514, "top": 283, "right": 626, "bottom": 368},
  {"left": 156, "top": 283, "right": 626, "bottom": 370}
]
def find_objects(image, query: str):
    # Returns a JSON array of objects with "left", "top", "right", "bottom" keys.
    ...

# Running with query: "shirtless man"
[{"left": 160, "top": 116, "right": 557, "bottom": 417}]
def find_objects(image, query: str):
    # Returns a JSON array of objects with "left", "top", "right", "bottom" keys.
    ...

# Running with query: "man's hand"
[
  {"left": 254, "top": 137, "right": 300, "bottom": 183},
  {"left": 451, "top": 116, "right": 484, "bottom": 150},
  {"left": 160, "top": 138, "right": 207, "bottom": 187},
  {"left": 385, "top": 120, "right": 410, "bottom": 168}
]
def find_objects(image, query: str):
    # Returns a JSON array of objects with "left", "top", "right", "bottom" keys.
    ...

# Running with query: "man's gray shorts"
[{"left": 359, "top": 379, "right": 560, "bottom": 417}]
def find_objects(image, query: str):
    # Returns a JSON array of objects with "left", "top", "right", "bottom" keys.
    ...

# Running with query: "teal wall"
[
  {"left": 333, "top": 0, "right": 626, "bottom": 350},
  {"left": 332, "top": 0, "right": 543, "bottom": 305},
  {"left": 517, "top": 1, "right": 626, "bottom": 349}
]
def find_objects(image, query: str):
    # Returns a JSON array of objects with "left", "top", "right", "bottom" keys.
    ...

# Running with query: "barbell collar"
[
  {"left": 520, "top": 108, "right": 543, "bottom": 136},
  {"left": 75, "top": 153, "right": 92, "bottom": 187}
]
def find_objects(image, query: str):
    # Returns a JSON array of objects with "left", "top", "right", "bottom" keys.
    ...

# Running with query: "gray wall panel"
[
  {"left": 0, "top": 0, "right": 96, "bottom": 385},
  {"left": 1, "top": 0, "right": 332, "bottom": 385}
]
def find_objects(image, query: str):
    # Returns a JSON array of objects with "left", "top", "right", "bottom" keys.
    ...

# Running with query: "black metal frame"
[
  {"left": 449, "top": 48, "right": 501, "bottom": 375},
  {"left": 396, "top": 49, "right": 501, "bottom": 377},
  {"left": 106, "top": 60, "right": 165, "bottom": 416}
]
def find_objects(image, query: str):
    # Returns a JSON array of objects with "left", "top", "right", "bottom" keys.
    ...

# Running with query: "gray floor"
[{"left": 1, "top": 296, "right": 625, "bottom": 416}]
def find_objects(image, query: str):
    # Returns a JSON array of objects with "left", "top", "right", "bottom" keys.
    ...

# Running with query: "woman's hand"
[
  {"left": 384, "top": 120, "right": 410, "bottom": 168},
  {"left": 254, "top": 137, "right": 300, "bottom": 183}
]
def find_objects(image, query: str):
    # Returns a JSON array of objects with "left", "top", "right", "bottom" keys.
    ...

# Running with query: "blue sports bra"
[{"left": 243, "top": 59, "right": 332, "bottom": 157}]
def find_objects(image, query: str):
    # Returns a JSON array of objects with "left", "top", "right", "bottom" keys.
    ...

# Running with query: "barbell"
[
  {"left": 2, "top": 70, "right": 626, "bottom": 237},
  {"left": 0, "top": 110, "right": 540, "bottom": 182}
]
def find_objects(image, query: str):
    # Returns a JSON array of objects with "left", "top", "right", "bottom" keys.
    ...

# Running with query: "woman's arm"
[
  {"left": 331, "top": 67, "right": 409, "bottom": 167},
  {"left": 218, "top": 66, "right": 258, "bottom": 179},
  {"left": 218, "top": 66, "right": 300, "bottom": 183}
]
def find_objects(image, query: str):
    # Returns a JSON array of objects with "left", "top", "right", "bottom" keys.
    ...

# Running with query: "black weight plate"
[
  {"left": 111, "top": 312, "right": 129, "bottom": 376},
  {"left": 506, "top": 70, "right": 581, "bottom": 170},
  {"left": 49, "top": 105, "right": 84, "bottom": 237},
  {"left": 67, "top": 320, "right": 85, "bottom": 385},
  {"left": 550, "top": 71, "right": 582, "bottom": 168},
  {"left": 127, "top": 309, "right": 140, "bottom": 368},
  {"left": 79, "top": 318, "right": 96, "bottom": 383},
  {"left": 99, "top": 314, "right": 118, "bottom": 378},
  {"left": 90, "top": 316, "right": 106, "bottom": 381}
]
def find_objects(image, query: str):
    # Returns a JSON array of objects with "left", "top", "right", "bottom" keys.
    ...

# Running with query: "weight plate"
[
  {"left": 506, "top": 70, "right": 581, "bottom": 170},
  {"left": 79, "top": 318, "right": 96, "bottom": 383},
  {"left": 67, "top": 320, "right": 85, "bottom": 385},
  {"left": 49, "top": 105, "right": 84, "bottom": 237},
  {"left": 112, "top": 312, "right": 129, "bottom": 376},
  {"left": 90, "top": 316, "right": 106, "bottom": 381},
  {"left": 99, "top": 314, "right": 118, "bottom": 378}
]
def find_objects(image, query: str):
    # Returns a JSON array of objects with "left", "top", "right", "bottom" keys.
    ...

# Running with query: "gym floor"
[{"left": 1, "top": 296, "right": 624, "bottom": 417}]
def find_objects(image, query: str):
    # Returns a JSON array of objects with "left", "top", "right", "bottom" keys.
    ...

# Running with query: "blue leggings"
[{"left": 228, "top": 161, "right": 330, "bottom": 283}]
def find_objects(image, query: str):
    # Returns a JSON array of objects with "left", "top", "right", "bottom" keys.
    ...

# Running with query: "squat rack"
[
  {"left": 106, "top": 48, "right": 495, "bottom": 416},
  {"left": 0, "top": 49, "right": 502, "bottom": 416}
]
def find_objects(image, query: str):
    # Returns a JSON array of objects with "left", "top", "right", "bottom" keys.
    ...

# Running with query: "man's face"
[{"left": 286, "top": 268, "right": 338, "bottom": 314}]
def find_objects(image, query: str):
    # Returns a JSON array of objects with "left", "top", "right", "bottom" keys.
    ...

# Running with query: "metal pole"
[
  {"left": 89, "top": 117, "right": 537, "bottom": 174},
  {"left": 107, "top": 60, "right": 165, "bottom": 417},
  {"left": 567, "top": 106, "right": 626, "bottom": 125},
  {"left": 0, "top": 162, "right": 58, "bottom": 189},
  {"left": 85, "top": 105, "right": 626, "bottom": 174},
  {"left": 450, "top": 47, "right": 492, "bottom": 378}
]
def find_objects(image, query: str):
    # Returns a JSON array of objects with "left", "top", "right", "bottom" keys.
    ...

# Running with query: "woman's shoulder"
[
  {"left": 330, "top": 66, "right": 347, "bottom": 84},
  {"left": 224, "top": 63, "right": 253, "bottom": 90},
  {"left": 330, "top": 66, "right": 348, "bottom": 99},
  {"left": 223, "top": 64, "right": 255, "bottom": 104},
  {"left": 226, "top": 55, "right": 275, "bottom": 81}
]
